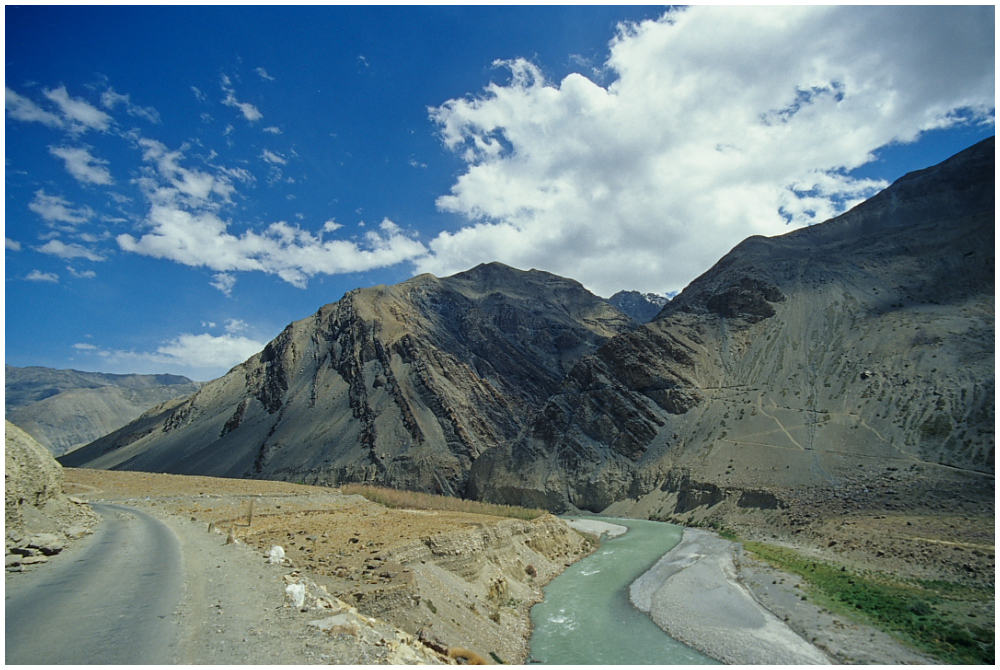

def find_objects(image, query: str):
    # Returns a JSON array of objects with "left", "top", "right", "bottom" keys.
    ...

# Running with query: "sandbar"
[{"left": 629, "top": 528, "right": 830, "bottom": 665}]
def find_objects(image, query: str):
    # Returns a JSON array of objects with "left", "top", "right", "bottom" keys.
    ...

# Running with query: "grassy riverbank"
[{"left": 743, "top": 540, "right": 993, "bottom": 664}]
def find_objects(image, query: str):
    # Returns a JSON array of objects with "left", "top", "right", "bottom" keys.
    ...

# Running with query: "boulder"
[{"left": 5, "top": 421, "right": 64, "bottom": 536}]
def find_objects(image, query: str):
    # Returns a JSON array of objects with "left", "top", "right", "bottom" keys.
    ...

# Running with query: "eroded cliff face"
[
  {"left": 62, "top": 263, "right": 633, "bottom": 495},
  {"left": 469, "top": 138, "right": 995, "bottom": 515}
]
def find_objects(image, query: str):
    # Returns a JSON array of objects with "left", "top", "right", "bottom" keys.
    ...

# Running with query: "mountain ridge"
[
  {"left": 469, "top": 136, "right": 994, "bottom": 514},
  {"left": 61, "top": 139, "right": 994, "bottom": 528},
  {"left": 60, "top": 264, "right": 635, "bottom": 495}
]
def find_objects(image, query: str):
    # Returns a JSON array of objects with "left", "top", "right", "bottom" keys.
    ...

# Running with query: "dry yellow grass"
[{"left": 340, "top": 484, "right": 546, "bottom": 520}]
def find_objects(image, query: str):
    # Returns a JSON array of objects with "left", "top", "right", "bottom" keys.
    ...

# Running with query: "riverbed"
[{"left": 528, "top": 517, "right": 717, "bottom": 665}]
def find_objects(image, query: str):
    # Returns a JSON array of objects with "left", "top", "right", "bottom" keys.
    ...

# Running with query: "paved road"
[{"left": 5, "top": 504, "right": 184, "bottom": 664}]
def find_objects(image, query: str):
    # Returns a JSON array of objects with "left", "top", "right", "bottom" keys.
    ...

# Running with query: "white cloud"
[
  {"left": 43, "top": 85, "right": 112, "bottom": 133},
  {"left": 224, "top": 318, "right": 249, "bottom": 334},
  {"left": 36, "top": 239, "right": 106, "bottom": 262},
  {"left": 100, "top": 87, "right": 160, "bottom": 124},
  {"left": 322, "top": 219, "right": 342, "bottom": 233},
  {"left": 221, "top": 75, "right": 263, "bottom": 122},
  {"left": 117, "top": 206, "right": 427, "bottom": 288},
  {"left": 255, "top": 67, "right": 275, "bottom": 81},
  {"left": 81, "top": 329, "right": 268, "bottom": 380},
  {"left": 211, "top": 272, "right": 237, "bottom": 296},
  {"left": 26, "top": 270, "right": 59, "bottom": 283},
  {"left": 28, "top": 190, "right": 94, "bottom": 228},
  {"left": 154, "top": 332, "right": 264, "bottom": 371},
  {"left": 135, "top": 138, "right": 235, "bottom": 207},
  {"left": 261, "top": 149, "right": 287, "bottom": 165},
  {"left": 420, "top": 5, "right": 995, "bottom": 296},
  {"left": 5, "top": 87, "right": 64, "bottom": 128},
  {"left": 6, "top": 238, "right": 22, "bottom": 251},
  {"left": 120, "top": 135, "right": 426, "bottom": 288},
  {"left": 49, "top": 145, "right": 114, "bottom": 185},
  {"left": 263, "top": 126, "right": 282, "bottom": 134},
  {"left": 67, "top": 266, "right": 98, "bottom": 279}
]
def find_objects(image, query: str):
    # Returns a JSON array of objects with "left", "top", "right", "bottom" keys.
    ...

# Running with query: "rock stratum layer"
[{"left": 61, "top": 264, "right": 633, "bottom": 495}]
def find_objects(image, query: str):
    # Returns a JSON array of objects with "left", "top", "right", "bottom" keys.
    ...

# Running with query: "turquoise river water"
[{"left": 528, "top": 518, "right": 718, "bottom": 665}]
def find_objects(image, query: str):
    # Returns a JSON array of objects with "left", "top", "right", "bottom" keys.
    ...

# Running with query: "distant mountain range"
[
  {"left": 62, "top": 138, "right": 994, "bottom": 523},
  {"left": 607, "top": 290, "right": 670, "bottom": 323},
  {"left": 5, "top": 366, "right": 201, "bottom": 455}
]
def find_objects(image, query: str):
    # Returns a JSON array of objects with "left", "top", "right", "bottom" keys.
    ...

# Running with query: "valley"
[{"left": 9, "top": 138, "right": 995, "bottom": 664}]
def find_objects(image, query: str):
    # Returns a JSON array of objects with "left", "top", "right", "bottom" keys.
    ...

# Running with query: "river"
[{"left": 528, "top": 517, "right": 717, "bottom": 665}]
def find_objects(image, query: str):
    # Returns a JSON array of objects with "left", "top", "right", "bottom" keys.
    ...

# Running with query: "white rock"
[
  {"left": 267, "top": 545, "right": 285, "bottom": 564},
  {"left": 285, "top": 583, "right": 306, "bottom": 608}
]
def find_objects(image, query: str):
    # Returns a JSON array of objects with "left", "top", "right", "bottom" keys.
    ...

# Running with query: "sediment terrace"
[{"left": 59, "top": 469, "right": 593, "bottom": 664}]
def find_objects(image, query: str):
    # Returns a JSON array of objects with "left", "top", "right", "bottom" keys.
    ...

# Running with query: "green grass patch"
[
  {"left": 744, "top": 541, "right": 993, "bottom": 664},
  {"left": 340, "top": 484, "right": 546, "bottom": 521}
]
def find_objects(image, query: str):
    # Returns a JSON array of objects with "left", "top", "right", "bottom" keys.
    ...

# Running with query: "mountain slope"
[
  {"left": 60, "top": 264, "right": 634, "bottom": 495},
  {"left": 5, "top": 366, "right": 201, "bottom": 455},
  {"left": 469, "top": 137, "right": 994, "bottom": 513},
  {"left": 608, "top": 290, "right": 670, "bottom": 323}
]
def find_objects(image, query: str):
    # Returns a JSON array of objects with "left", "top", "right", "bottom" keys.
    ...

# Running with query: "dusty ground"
[{"left": 60, "top": 468, "right": 591, "bottom": 664}]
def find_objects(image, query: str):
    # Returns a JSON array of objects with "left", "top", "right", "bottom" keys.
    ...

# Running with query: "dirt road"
[{"left": 5, "top": 504, "right": 183, "bottom": 664}]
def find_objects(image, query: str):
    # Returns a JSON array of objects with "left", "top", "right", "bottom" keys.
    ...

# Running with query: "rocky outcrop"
[
  {"left": 5, "top": 420, "right": 98, "bottom": 569},
  {"left": 6, "top": 366, "right": 200, "bottom": 455},
  {"left": 62, "top": 264, "right": 634, "bottom": 495},
  {"left": 470, "top": 137, "right": 995, "bottom": 514},
  {"left": 5, "top": 420, "right": 63, "bottom": 533}
]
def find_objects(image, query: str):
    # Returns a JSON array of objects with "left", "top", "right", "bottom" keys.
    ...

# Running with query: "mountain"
[
  {"left": 60, "top": 264, "right": 635, "bottom": 495},
  {"left": 608, "top": 290, "right": 670, "bottom": 323},
  {"left": 5, "top": 366, "right": 201, "bottom": 456},
  {"left": 468, "top": 137, "right": 994, "bottom": 515}
]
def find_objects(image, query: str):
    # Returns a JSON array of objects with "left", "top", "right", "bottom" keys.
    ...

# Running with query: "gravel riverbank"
[{"left": 629, "top": 527, "right": 936, "bottom": 665}]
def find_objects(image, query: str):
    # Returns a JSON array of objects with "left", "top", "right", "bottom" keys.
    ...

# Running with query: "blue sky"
[{"left": 5, "top": 5, "right": 994, "bottom": 381}]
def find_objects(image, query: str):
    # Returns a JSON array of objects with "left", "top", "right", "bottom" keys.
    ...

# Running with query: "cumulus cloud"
[
  {"left": 80, "top": 329, "right": 268, "bottom": 380},
  {"left": 118, "top": 208, "right": 427, "bottom": 289},
  {"left": 6, "top": 238, "right": 22, "bottom": 251},
  {"left": 221, "top": 75, "right": 263, "bottom": 122},
  {"left": 36, "top": 239, "right": 106, "bottom": 262},
  {"left": 26, "top": 270, "right": 59, "bottom": 283},
  {"left": 255, "top": 67, "right": 275, "bottom": 81},
  {"left": 420, "top": 5, "right": 995, "bottom": 296},
  {"left": 263, "top": 126, "right": 282, "bottom": 134},
  {"left": 49, "top": 145, "right": 114, "bottom": 185}
]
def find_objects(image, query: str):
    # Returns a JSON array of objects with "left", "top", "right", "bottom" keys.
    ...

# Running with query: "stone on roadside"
[
  {"left": 20, "top": 554, "right": 49, "bottom": 565},
  {"left": 26, "top": 533, "right": 65, "bottom": 555},
  {"left": 308, "top": 613, "right": 361, "bottom": 637},
  {"left": 267, "top": 545, "right": 285, "bottom": 564},
  {"left": 285, "top": 583, "right": 306, "bottom": 609}
]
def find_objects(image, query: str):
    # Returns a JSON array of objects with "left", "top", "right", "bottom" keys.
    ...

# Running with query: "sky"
[{"left": 5, "top": 4, "right": 995, "bottom": 381}]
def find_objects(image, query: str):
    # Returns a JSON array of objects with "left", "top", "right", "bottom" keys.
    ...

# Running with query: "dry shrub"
[
  {"left": 340, "top": 484, "right": 545, "bottom": 521},
  {"left": 448, "top": 647, "right": 489, "bottom": 665}
]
